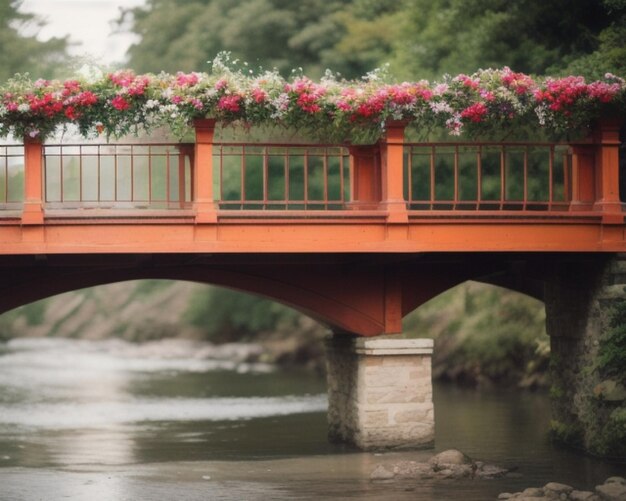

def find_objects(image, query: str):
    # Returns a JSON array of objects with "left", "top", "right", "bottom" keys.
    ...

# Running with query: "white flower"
[
  {"left": 429, "top": 101, "right": 453, "bottom": 114},
  {"left": 18, "top": 103, "right": 30, "bottom": 113},
  {"left": 534, "top": 105, "right": 547, "bottom": 126},
  {"left": 445, "top": 115, "right": 463, "bottom": 136},
  {"left": 146, "top": 99, "right": 159, "bottom": 109}
]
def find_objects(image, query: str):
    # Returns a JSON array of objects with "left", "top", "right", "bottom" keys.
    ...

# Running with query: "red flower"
[
  {"left": 111, "top": 96, "right": 130, "bottom": 111},
  {"left": 77, "top": 91, "right": 98, "bottom": 106},
  {"left": 461, "top": 102, "right": 488, "bottom": 123},
  {"left": 64, "top": 106, "right": 79, "bottom": 120}
]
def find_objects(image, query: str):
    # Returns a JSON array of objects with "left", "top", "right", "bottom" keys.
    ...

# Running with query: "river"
[{"left": 0, "top": 337, "right": 623, "bottom": 500}]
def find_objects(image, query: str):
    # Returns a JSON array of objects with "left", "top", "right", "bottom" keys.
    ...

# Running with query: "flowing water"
[{"left": 0, "top": 337, "right": 623, "bottom": 501}]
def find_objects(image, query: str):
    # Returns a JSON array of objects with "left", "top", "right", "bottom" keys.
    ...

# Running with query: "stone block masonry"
[{"left": 326, "top": 335, "right": 434, "bottom": 450}]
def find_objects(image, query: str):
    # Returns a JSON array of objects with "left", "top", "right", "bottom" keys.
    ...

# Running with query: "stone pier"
[
  {"left": 545, "top": 254, "right": 626, "bottom": 457},
  {"left": 326, "top": 335, "right": 434, "bottom": 450}
]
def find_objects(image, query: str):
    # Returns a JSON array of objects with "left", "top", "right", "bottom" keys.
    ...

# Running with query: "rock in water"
[
  {"left": 428, "top": 449, "right": 471, "bottom": 469},
  {"left": 370, "top": 465, "right": 395, "bottom": 481},
  {"left": 544, "top": 482, "right": 574, "bottom": 495},
  {"left": 596, "top": 480, "right": 626, "bottom": 500},
  {"left": 570, "top": 490, "right": 597, "bottom": 501}
]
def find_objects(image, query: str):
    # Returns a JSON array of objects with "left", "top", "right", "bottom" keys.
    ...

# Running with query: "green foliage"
[
  {"left": 550, "top": 419, "right": 583, "bottom": 447},
  {"left": 125, "top": 0, "right": 610, "bottom": 80},
  {"left": 184, "top": 287, "right": 300, "bottom": 342},
  {"left": 403, "top": 282, "right": 549, "bottom": 385},
  {"left": 121, "top": 0, "right": 361, "bottom": 78},
  {"left": 132, "top": 279, "right": 172, "bottom": 298},
  {"left": 1, "top": 300, "right": 46, "bottom": 327},
  {"left": 0, "top": 0, "right": 70, "bottom": 81},
  {"left": 389, "top": 0, "right": 612, "bottom": 80},
  {"left": 118, "top": 0, "right": 624, "bottom": 85},
  {"left": 597, "top": 296, "right": 626, "bottom": 384},
  {"left": 559, "top": 1, "right": 626, "bottom": 80}
]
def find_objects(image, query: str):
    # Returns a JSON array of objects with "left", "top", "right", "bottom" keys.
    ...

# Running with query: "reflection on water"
[
  {"left": 0, "top": 338, "right": 328, "bottom": 467},
  {"left": 0, "top": 337, "right": 624, "bottom": 500}
]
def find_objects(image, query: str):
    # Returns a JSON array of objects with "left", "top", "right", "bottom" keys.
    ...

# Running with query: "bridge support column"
[
  {"left": 545, "top": 254, "right": 626, "bottom": 457},
  {"left": 326, "top": 335, "right": 434, "bottom": 450}
]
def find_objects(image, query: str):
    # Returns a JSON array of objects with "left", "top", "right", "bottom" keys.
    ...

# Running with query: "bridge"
[{"left": 1, "top": 118, "right": 624, "bottom": 453}]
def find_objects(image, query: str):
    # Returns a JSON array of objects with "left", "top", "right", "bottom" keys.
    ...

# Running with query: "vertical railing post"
[
  {"left": 176, "top": 144, "right": 194, "bottom": 209},
  {"left": 193, "top": 118, "right": 217, "bottom": 223},
  {"left": 380, "top": 121, "right": 408, "bottom": 223},
  {"left": 21, "top": 137, "right": 44, "bottom": 225},
  {"left": 348, "top": 144, "right": 381, "bottom": 209},
  {"left": 569, "top": 143, "right": 596, "bottom": 211},
  {"left": 591, "top": 118, "right": 623, "bottom": 223}
]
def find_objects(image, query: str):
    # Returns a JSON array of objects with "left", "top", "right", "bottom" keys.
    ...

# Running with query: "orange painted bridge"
[{"left": 0, "top": 119, "right": 623, "bottom": 335}]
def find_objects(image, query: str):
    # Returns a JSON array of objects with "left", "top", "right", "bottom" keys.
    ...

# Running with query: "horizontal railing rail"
[
  {"left": 42, "top": 143, "right": 194, "bottom": 210},
  {"left": 404, "top": 142, "right": 572, "bottom": 212},
  {"left": 213, "top": 142, "right": 350, "bottom": 210}
]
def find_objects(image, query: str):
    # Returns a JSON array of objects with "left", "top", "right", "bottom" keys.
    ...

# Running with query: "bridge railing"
[
  {"left": 213, "top": 143, "right": 350, "bottom": 211},
  {"left": 1, "top": 117, "right": 622, "bottom": 224},
  {"left": 42, "top": 143, "right": 194, "bottom": 210},
  {"left": 403, "top": 142, "right": 572, "bottom": 211}
]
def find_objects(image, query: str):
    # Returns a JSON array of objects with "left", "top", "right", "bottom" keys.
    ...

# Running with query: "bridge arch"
[{"left": 0, "top": 252, "right": 559, "bottom": 338}]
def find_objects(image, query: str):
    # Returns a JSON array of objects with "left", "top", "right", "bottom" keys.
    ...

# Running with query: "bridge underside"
[{"left": 0, "top": 251, "right": 597, "bottom": 335}]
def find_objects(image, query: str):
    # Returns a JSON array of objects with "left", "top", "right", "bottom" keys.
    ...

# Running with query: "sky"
[{"left": 19, "top": 0, "right": 146, "bottom": 66}]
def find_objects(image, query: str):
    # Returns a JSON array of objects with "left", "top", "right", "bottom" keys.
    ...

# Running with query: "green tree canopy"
[
  {"left": 388, "top": 0, "right": 618, "bottom": 80},
  {"left": 120, "top": 0, "right": 624, "bottom": 81},
  {"left": 0, "top": 0, "right": 70, "bottom": 81},
  {"left": 121, "top": 0, "right": 355, "bottom": 78}
]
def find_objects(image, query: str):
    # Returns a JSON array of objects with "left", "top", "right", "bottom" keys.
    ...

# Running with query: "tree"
[
  {"left": 0, "top": 0, "right": 70, "bottom": 81},
  {"left": 560, "top": 0, "right": 626, "bottom": 79},
  {"left": 387, "top": 0, "right": 614, "bottom": 80},
  {"left": 121, "top": 0, "right": 353, "bottom": 77}
]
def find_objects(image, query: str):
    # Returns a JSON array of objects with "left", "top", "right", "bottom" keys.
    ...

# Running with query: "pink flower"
[
  {"left": 251, "top": 87, "right": 267, "bottom": 104},
  {"left": 587, "top": 81, "right": 620, "bottom": 103},
  {"left": 456, "top": 75, "right": 480, "bottom": 90},
  {"left": 501, "top": 68, "right": 534, "bottom": 95},
  {"left": 218, "top": 94, "right": 242, "bottom": 113},
  {"left": 175, "top": 72, "right": 199, "bottom": 87},
  {"left": 63, "top": 80, "right": 81, "bottom": 95},
  {"left": 111, "top": 96, "right": 130, "bottom": 111},
  {"left": 296, "top": 93, "right": 321, "bottom": 113},
  {"left": 109, "top": 70, "right": 136, "bottom": 88},
  {"left": 479, "top": 90, "right": 495, "bottom": 101}
]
